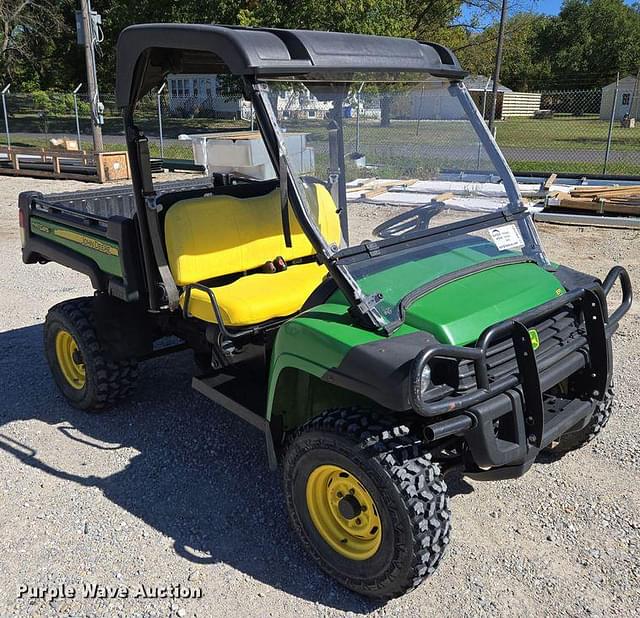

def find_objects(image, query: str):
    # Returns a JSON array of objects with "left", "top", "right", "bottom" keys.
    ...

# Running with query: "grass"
[
  {"left": 494, "top": 116, "right": 640, "bottom": 153},
  {"left": 3, "top": 113, "right": 640, "bottom": 178},
  {"left": 3, "top": 113, "right": 248, "bottom": 139},
  {"left": 2, "top": 136, "right": 194, "bottom": 160},
  {"left": 510, "top": 159, "right": 640, "bottom": 176}
]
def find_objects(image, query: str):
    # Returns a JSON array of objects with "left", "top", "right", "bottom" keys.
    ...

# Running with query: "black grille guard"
[{"left": 410, "top": 266, "right": 632, "bottom": 419}]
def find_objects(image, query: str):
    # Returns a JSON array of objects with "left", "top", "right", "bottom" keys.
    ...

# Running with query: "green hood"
[
  {"left": 342, "top": 240, "right": 566, "bottom": 345},
  {"left": 401, "top": 262, "right": 564, "bottom": 345}
]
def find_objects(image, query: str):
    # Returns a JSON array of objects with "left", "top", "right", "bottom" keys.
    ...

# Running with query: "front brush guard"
[{"left": 410, "top": 267, "right": 632, "bottom": 452}]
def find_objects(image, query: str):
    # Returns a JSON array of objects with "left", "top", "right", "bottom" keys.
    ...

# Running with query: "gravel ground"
[{"left": 0, "top": 175, "right": 639, "bottom": 618}]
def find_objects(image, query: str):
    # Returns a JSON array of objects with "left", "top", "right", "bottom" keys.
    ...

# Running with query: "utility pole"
[
  {"left": 1, "top": 84, "right": 10, "bottom": 148},
  {"left": 80, "top": 0, "right": 103, "bottom": 152},
  {"left": 488, "top": 0, "right": 508, "bottom": 135}
]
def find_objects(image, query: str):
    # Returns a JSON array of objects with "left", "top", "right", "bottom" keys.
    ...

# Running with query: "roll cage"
[{"left": 116, "top": 24, "right": 545, "bottom": 332}]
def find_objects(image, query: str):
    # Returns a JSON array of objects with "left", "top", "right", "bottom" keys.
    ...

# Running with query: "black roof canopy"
[{"left": 115, "top": 24, "right": 466, "bottom": 107}]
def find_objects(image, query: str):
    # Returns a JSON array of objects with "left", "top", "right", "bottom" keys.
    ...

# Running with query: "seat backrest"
[{"left": 164, "top": 183, "right": 341, "bottom": 286}]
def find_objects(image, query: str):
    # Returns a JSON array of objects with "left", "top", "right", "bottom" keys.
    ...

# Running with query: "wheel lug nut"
[
  {"left": 355, "top": 518, "right": 361, "bottom": 525},
  {"left": 349, "top": 488, "right": 355, "bottom": 494}
]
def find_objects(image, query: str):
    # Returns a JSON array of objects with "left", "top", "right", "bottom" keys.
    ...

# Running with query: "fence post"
[
  {"left": 1, "top": 84, "right": 10, "bottom": 148},
  {"left": 481, "top": 76, "right": 492, "bottom": 121},
  {"left": 356, "top": 82, "right": 365, "bottom": 151},
  {"left": 603, "top": 72, "right": 619, "bottom": 175},
  {"left": 477, "top": 76, "right": 493, "bottom": 169},
  {"left": 157, "top": 83, "right": 166, "bottom": 159},
  {"left": 73, "top": 83, "right": 83, "bottom": 149}
]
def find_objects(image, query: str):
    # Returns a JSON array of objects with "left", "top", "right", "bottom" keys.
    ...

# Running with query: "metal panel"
[{"left": 534, "top": 211, "right": 640, "bottom": 229}]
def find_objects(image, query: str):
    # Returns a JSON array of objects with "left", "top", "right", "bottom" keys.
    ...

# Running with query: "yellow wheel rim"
[
  {"left": 55, "top": 329, "right": 86, "bottom": 390},
  {"left": 306, "top": 464, "right": 382, "bottom": 561}
]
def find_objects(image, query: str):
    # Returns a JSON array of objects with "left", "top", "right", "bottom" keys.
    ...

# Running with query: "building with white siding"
[
  {"left": 599, "top": 76, "right": 640, "bottom": 121},
  {"left": 409, "top": 76, "right": 542, "bottom": 121}
]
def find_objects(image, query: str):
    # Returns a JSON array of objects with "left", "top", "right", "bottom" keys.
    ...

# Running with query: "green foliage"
[
  {"left": 538, "top": 0, "right": 640, "bottom": 88},
  {"left": 456, "top": 13, "right": 553, "bottom": 91},
  {"left": 455, "top": 0, "right": 640, "bottom": 91},
  {"left": 28, "top": 91, "right": 88, "bottom": 115},
  {"left": 3, "top": 0, "right": 640, "bottom": 95}
]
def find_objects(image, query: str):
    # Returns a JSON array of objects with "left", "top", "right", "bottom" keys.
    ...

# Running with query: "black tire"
[
  {"left": 548, "top": 386, "right": 615, "bottom": 455},
  {"left": 44, "top": 297, "right": 138, "bottom": 411},
  {"left": 283, "top": 408, "right": 450, "bottom": 600}
]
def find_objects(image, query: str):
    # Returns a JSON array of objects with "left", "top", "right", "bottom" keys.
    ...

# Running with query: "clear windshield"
[{"left": 259, "top": 75, "right": 547, "bottom": 326}]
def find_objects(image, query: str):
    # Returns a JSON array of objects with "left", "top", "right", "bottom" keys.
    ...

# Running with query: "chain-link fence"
[
  {"left": 491, "top": 87, "right": 640, "bottom": 176},
  {"left": 2, "top": 81, "right": 640, "bottom": 178},
  {"left": 0, "top": 89, "right": 250, "bottom": 160}
]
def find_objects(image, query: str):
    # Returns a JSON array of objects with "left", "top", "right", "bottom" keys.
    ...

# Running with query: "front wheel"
[
  {"left": 547, "top": 386, "right": 615, "bottom": 456},
  {"left": 283, "top": 409, "right": 450, "bottom": 600}
]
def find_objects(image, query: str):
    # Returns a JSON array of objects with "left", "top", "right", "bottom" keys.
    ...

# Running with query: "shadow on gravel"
[
  {"left": 0, "top": 324, "right": 382, "bottom": 613},
  {"left": 444, "top": 472, "right": 476, "bottom": 497}
]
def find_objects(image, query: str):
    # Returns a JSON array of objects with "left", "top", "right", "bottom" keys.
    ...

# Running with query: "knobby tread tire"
[
  {"left": 44, "top": 297, "right": 138, "bottom": 411},
  {"left": 283, "top": 408, "right": 450, "bottom": 600},
  {"left": 552, "top": 386, "right": 615, "bottom": 454}
]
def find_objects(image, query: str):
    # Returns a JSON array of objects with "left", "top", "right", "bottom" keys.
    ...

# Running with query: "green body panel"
[
  {"left": 267, "top": 259, "right": 565, "bottom": 425},
  {"left": 399, "top": 262, "right": 565, "bottom": 345},
  {"left": 354, "top": 240, "right": 560, "bottom": 328},
  {"left": 30, "top": 216, "right": 123, "bottom": 277}
]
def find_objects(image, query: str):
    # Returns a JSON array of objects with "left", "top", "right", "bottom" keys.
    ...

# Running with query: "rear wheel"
[
  {"left": 44, "top": 297, "right": 138, "bottom": 411},
  {"left": 283, "top": 408, "right": 450, "bottom": 599}
]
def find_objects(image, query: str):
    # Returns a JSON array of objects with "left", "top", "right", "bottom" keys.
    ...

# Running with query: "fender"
[{"left": 266, "top": 301, "right": 436, "bottom": 429}]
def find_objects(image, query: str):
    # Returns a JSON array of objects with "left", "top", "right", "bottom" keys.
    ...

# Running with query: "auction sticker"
[{"left": 488, "top": 224, "right": 524, "bottom": 251}]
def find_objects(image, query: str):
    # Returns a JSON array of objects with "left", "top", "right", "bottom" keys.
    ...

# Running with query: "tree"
[
  {"left": 538, "top": 0, "right": 640, "bottom": 89},
  {"left": 2, "top": 0, "right": 506, "bottom": 91},
  {"left": 0, "top": 0, "right": 70, "bottom": 86},
  {"left": 455, "top": 12, "right": 552, "bottom": 90}
]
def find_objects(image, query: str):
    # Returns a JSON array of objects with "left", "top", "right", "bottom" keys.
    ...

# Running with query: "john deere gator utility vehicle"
[{"left": 19, "top": 25, "right": 632, "bottom": 599}]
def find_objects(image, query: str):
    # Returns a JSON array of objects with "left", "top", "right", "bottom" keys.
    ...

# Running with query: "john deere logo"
[{"left": 528, "top": 328, "right": 540, "bottom": 350}]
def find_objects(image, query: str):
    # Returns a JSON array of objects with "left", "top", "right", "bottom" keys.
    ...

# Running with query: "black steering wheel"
[{"left": 372, "top": 203, "right": 445, "bottom": 239}]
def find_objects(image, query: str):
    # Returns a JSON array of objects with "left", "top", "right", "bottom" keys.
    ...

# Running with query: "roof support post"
[
  {"left": 123, "top": 111, "right": 161, "bottom": 311},
  {"left": 248, "top": 79, "right": 383, "bottom": 331}
]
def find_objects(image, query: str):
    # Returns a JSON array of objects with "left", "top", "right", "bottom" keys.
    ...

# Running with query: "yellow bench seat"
[
  {"left": 165, "top": 184, "right": 341, "bottom": 326},
  {"left": 181, "top": 262, "right": 328, "bottom": 326}
]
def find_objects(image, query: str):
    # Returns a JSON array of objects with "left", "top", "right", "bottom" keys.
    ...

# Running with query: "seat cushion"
[
  {"left": 181, "top": 262, "right": 328, "bottom": 326},
  {"left": 165, "top": 184, "right": 341, "bottom": 287}
]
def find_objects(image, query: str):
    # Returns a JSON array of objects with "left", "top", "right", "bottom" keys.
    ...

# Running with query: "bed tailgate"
[{"left": 18, "top": 190, "right": 143, "bottom": 302}]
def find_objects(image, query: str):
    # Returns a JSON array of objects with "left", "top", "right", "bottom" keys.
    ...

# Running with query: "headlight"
[{"left": 419, "top": 365, "right": 431, "bottom": 398}]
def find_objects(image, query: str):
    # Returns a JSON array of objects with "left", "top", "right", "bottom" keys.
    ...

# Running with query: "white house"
[
  {"left": 276, "top": 89, "right": 333, "bottom": 120},
  {"left": 599, "top": 75, "right": 640, "bottom": 121},
  {"left": 167, "top": 74, "right": 244, "bottom": 118},
  {"left": 167, "top": 74, "right": 332, "bottom": 120}
]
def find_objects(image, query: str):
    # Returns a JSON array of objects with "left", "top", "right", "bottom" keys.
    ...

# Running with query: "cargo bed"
[{"left": 19, "top": 176, "right": 214, "bottom": 302}]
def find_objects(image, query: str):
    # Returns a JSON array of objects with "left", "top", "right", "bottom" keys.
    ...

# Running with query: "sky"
[
  {"left": 463, "top": 0, "right": 636, "bottom": 27},
  {"left": 495, "top": 0, "right": 636, "bottom": 16},
  {"left": 534, "top": 0, "right": 565, "bottom": 14},
  {"left": 459, "top": 0, "right": 563, "bottom": 28}
]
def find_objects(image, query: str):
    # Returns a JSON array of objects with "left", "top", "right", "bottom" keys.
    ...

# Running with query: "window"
[
  {"left": 171, "top": 80, "right": 177, "bottom": 98},
  {"left": 307, "top": 109, "right": 316, "bottom": 118},
  {"left": 177, "top": 79, "right": 184, "bottom": 98},
  {"left": 622, "top": 93, "right": 631, "bottom": 106}
]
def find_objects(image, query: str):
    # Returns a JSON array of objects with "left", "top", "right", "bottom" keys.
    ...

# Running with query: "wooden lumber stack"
[
  {"left": 346, "top": 178, "right": 417, "bottom": 199},
  {"left": 548, "top": 185, "right": 640, "bottom": 217},
  {"left": 0, "top": 145, "right": 131, "bottom": 183}
]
